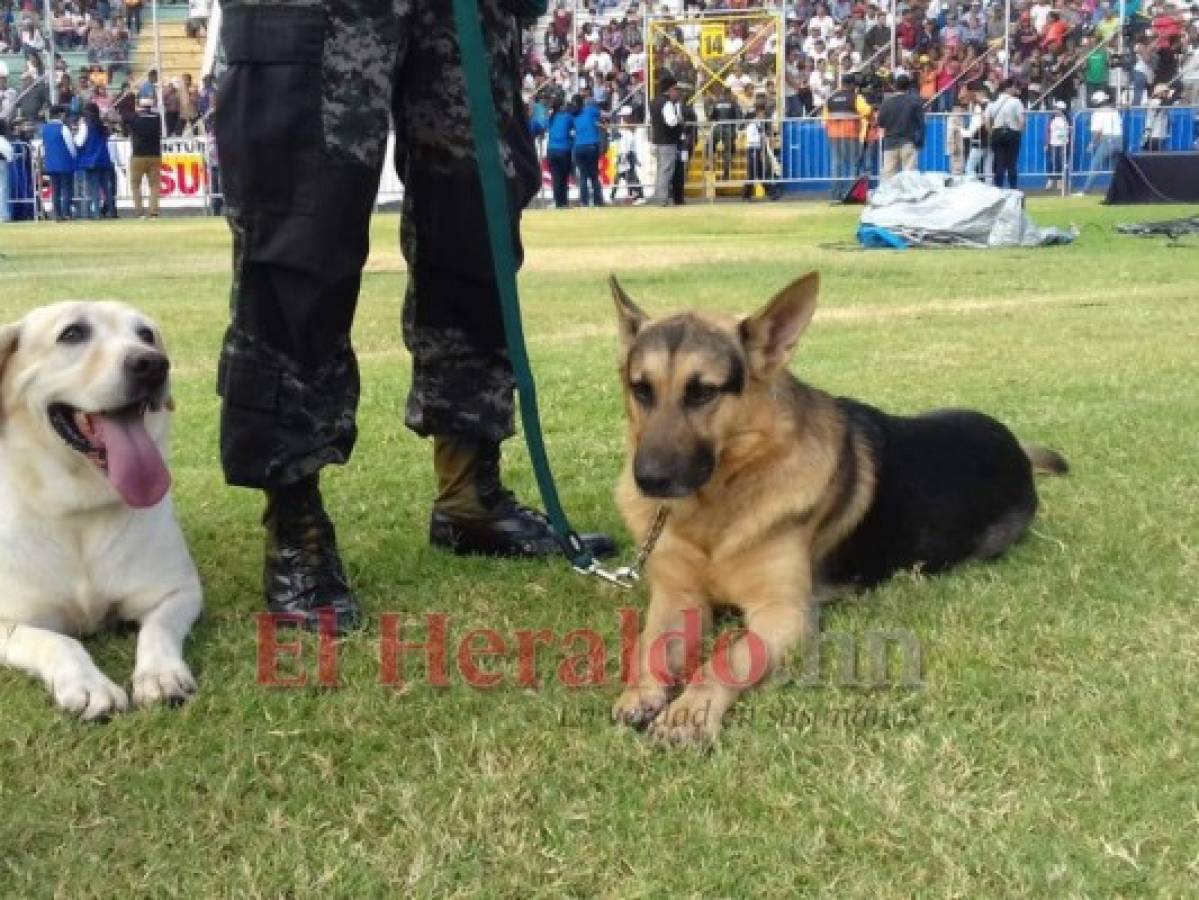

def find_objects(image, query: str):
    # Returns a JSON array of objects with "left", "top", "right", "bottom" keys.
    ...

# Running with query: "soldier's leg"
[
  {"left": 395, "top": 0, "right": 614, "bottom": 559},
  {"left": 215, "top": 0, "right": 403, "bottom": 631}
]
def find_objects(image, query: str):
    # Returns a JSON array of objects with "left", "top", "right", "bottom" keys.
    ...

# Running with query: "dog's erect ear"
[
  {"left": 740, "top": 272, "right": 819, "bottom": 376},
  {"left": 610, "top": 275, "right": 648, "bottom": 351}
]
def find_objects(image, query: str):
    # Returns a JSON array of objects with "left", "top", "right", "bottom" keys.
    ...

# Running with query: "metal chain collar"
[{"left": 575, "top": 506, "right": 670, "bottom": 589}]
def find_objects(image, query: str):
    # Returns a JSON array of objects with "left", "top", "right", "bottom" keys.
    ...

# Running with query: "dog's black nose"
[
  {"left": 125, "top": 350, "right": 169, "bottom": 387},
  {"left": 634, "top": 458, "right": 689, "bottom": 498},
  {"left": 634, "top": 471, "right": 675, "bottom": 497}
]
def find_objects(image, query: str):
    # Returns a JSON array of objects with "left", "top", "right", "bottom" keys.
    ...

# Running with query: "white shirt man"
[
  {"left": 1090, "top": 104, "right": 1123, "bottom": 140},
  {"left": 986, "top": 92, "right": 1025, "bottom": 132},
  {"left": 1078, "top": 98, "right": 1123, "bottom": 193}
]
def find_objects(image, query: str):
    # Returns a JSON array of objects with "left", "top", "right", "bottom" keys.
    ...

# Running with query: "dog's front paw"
[
  {"left": 646, "top": 688, "right": 725, "bottom": 749},
  {"left": 612, "top": 684, "right": 671, "bottom": 730},
  {"left": 132, "top": 659, "right": 197, "bottom": 708},
  {"left": 52, "top": 666, "right": 129, "bottom": 722}
]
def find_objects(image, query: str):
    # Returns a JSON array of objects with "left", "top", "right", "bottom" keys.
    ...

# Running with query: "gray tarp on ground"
[{"left": 860, "top": 173, "right": 1077, "bottom": 247}]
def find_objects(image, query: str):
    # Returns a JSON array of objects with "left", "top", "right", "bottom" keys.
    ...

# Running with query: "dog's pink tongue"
[{"left": 97, "top": 413, "right": 170, "bottom": 508}]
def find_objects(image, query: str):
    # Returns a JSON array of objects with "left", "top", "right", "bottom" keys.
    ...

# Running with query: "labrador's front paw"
[
  {"left": 132, "top": 658, "right": 197, "bottom": 708},
  {"left": 53, "top": 664, "right": 129, "bottom": 722}
]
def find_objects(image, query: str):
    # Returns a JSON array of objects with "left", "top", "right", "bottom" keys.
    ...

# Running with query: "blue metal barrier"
[
  {"left": 773, "top": 106, "right": 1196, "bottom": 195},
  {"left": 3, "top": 142, "right": 38, "bottom": 222}
]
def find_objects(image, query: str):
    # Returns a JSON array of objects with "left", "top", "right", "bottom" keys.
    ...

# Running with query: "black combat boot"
[
  {"left": 263, "top": 475, "right": 362, "bottom": 634},
  {"left": 428, "top": 436, "right": 617, "bottom": 560}
]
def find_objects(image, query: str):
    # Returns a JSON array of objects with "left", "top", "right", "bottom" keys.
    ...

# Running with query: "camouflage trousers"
[{"left": 214, "top": 0, "right": 540, "bottom": 489}]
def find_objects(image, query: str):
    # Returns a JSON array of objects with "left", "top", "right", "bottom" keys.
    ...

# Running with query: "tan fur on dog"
[{"left": 609, "top": 273, "right": 1060, "bottom": 746}]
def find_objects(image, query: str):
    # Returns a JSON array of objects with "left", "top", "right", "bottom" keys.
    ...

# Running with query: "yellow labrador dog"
[{"left": 0, "top": 302, "right": 201, "bottom": 720}]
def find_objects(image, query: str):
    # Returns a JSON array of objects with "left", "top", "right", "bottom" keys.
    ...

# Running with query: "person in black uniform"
[
  {"left": 671, "top": 87, "right": 697, "bottom": 206},
  {"left": 214, "top": 0, "right": 613, "bottom": 634}
]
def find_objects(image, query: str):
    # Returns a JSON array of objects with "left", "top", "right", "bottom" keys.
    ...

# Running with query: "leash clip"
[
  {"left": 573, "top": 506, "right": 669, "bottom": 591},
  {"left": 574, "top": 561, "right": 640, "bottom": 590}
]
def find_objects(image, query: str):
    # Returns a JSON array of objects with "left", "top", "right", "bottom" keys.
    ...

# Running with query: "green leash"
[{"left": 450, "top": 0, "right": 593, "bottom": 570}]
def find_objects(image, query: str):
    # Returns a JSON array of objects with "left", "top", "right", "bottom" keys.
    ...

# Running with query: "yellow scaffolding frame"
[{"left": 646, "top": 11, "right": 785, "bottom": 114}]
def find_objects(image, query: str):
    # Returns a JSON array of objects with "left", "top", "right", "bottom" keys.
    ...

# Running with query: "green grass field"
[{"left": 1, "top": 201, "right": 1197, "bottom": 897}]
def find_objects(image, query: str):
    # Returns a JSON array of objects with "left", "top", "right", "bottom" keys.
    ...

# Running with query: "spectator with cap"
[
  {"left": 127, "top": 96, "right": 162, "bottom": 218},
  {"left": 611, "top": 105, "right": 644, "bottom": 204},
  {"left": 877, "top": 73, "right": 924, "bottom": 179},
  {"left": 986, "top": 77, "right": 1025, "bottom": 190},
  {"left": 1077, "top": 89, "right": 1123, "bottom": 195},
  {"left": 1046, "top": 99, "right": 1070, "bottom": 190},
  {"left": 742, "top": 96, "right": 780, "bottom": 202},
  {"left": 649, "top": 76, "right": 683, "bottom": 207},
  {"left": 823, "top": 72, "right": 871, "bottom": 200}
]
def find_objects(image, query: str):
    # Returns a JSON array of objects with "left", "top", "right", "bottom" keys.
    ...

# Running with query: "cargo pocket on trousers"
[
  {"left": 217, "top": 351, "right": 282, "bottom": 413},
  {"left": 215, "top": 4, "right": 324, "bottom": 215}
]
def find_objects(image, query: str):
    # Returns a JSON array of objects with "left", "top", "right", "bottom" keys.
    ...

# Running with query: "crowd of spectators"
[
  {"left": 0, "top": 0, "right": 212, "bottom": 135},
  {"left": 1, "top": 0, "right": 137, "bottom": 87},
  {"left": 521, "top": 0, "right": 1198, "bottom": 125}
]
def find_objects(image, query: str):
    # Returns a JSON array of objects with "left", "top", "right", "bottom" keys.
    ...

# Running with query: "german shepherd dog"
[{"left": 610, "top": 273, "right": 1067, "bottom": 747}]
